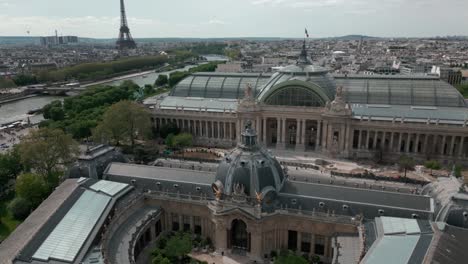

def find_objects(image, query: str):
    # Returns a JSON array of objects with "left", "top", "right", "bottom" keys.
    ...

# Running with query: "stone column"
[
  {"left": 397, "top": 133, "right": 402, "bottom": 152},
  {"left": 205, "top": 121, "right": 208, "bottom": 138},
  {"left": 217, "top": 121, "right": 221, "bottom": 139},
  {"left": 373, "top": 131, "right": 378, "bottom": 149},
  {"left": 277, "top": 118, "right": 285, "bottom": 150},
  {"left": 389, "top": 132, "right": 394, "bottom": 152},
  {"left": 380, "top": 132, "right": 386, "bottom": 150},
  {"left": 188, "top": 120, "right": 192, "bottom": 134},
  {"left": 324, "top": 236, "right": 331, "bottom": 258},
  {"left": 310, "top": 234, "right": 316, "bottom": 255},
  {"left": 214, "top": 220, "right": 227, "bottom": 255},
  {"left": 345, "top": 126, "right": 352, "bottom": 153},
  {"left": 449, "top": 136, "right": 456, "bottom": 156},
  {"left": 249, "top": 227, "right": 263, "bottom": 263},
  {"left": 281, "top": 118, "right": 287, "bottom": 145},
  {"left": 190, "top": 216, "right": 194, "bottom": 232},
  {"left": 405, "top": 133, "right": 411, "bottom": 153},
  {"left": 236, "top": 119, "right": 241, "bottom": 142},
  {"left": 256, "top": 116, "right": 261, "bottom": 140},
  {"left": 321, "top": 121, "right": 328, "bottom": 149},
  {"left": 316, "top": 120, "right": 322, "bottom": 151},
  {"left": 228, "top": 122, "right": 232, "bottom": 140},
  {"left": 297, "top": 232, "right": 302, "bottom": 252},
  {"left": 357, "top": 130, "right": 362, "bottom": 149},
  {"left": 301, "top": 119, "right": 308, "bottom": 150},
  {"left": 365, "top": 130, "right": 371, "bottom": 149},
  {"left": 276, "top": 118, "right": 281, "bottom": 147},
  {"left": 422, "top": 134, "right": 428, "bottom": 154},
  {"left": 459, "top": 136, "right": 465, "bottom": 157},
  {"left": 415, "top": 134, "right": 420, "bottom": 153},
  {"left": 295, "top": 119, "right": 301, "bottom": 148},
  {"left": 263, "top": 118, "right": 267, "bottom": 144},
  {"left": 441, "top": 135, "right": 447, "bottom": 155}
]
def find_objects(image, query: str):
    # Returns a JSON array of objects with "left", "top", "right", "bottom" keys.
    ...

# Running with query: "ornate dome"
[{"left": 213, "top": 121, "right": 286, "bottom": 203}]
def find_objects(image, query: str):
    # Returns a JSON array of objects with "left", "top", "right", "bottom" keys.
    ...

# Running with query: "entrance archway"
[{"left": 230, "top": 219, "right": 250, "bottom": 252}]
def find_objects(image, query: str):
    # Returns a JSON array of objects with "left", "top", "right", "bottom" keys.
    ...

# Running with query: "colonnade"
[
  {"left": 155, "top": 117, "right": 237, "bottom": 141},
  {"left": 352, "top": 129, "right": 468, "bottom": 158},
  {"left": 154, "top": 114, "right": 468, "bottom": 162}
]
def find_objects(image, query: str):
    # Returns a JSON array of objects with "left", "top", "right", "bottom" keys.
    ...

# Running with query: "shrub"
[{"left": 8, "top": 197, "right": 32, "bottom": 220}]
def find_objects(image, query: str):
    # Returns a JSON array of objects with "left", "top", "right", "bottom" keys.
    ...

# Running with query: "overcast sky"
[{"left": 1, "top": 0, "right": 467, "bottom": 38}]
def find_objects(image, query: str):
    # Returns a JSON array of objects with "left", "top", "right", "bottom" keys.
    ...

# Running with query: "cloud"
[
  {"left": 252, "top": 0, "right": 344, "bottom": 7},
  {"left": 205, "top": 19, "right": 227, "bottom": 25}
]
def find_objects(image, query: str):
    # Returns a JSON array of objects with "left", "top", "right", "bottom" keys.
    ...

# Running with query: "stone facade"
[{"left": 152, "top": 99, "right": 468, "bottom": 165}]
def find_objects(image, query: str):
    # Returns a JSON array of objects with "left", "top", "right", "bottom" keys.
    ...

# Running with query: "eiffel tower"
[{"left": 116, "top": 0, "right": 137, "bottom": 49}]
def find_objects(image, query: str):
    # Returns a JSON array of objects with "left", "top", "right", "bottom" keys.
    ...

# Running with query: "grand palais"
[{"left": 148, "top": 43, "right": 468, "bottom": 165}]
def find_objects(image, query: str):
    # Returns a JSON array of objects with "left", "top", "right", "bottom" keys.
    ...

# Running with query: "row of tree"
[
  {"left": 456, "top": 83, "right": 468, "bottom": 98},
  {"left": 41, "top": 81, "right": 142, "bottom": 139},
  {"left": 38, "top": 55, "right": 169, "bottom": 83},
  {"left": 167, "top": 62, "right": 220, "bottom": 88}
]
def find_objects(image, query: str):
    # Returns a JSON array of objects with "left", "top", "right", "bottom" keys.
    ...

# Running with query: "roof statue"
[
  {"left": 255, "top": 191, "right": 263, "bottom": 205},
  {"left": 325, "top": 86, "right": 351, "bottom": 116},
  {"left": 244, "top": 83, "right": 253, "bottom": 100},
  {"left": 239, "top": 83, "right": 257, "bottom": 109}
]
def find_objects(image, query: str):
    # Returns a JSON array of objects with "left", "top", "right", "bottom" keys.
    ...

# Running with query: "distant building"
[
  {"left": 30, "top": 62, "right": 58, "bottom": 72},
  {"left": 40, "top": 35, "right": 78, "bottom": 47},
  {"left": 216, "top": 62, "right": 243, "bottom": 73},
  {"left": 431, "top": 66, "right": 463, "bottom": 86}
]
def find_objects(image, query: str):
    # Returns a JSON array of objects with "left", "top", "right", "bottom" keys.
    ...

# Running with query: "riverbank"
[
  {"left": 0, "top": 124, "right": 35, "bottom": 153},
  {"left": 0, "top": 94, "right": 38, "bottom": 105},
  {"left": 82, "top": 68, "right": 161, "bottom": 88}
]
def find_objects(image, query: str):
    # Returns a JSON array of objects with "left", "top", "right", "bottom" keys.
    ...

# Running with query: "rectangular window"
[
  {"left": 315, "top": 235, "right": 325, "bottom": 255},
  {"left": 301, "top": 233, "right": 311, "bottom": 253},
  {"left": 155, "top": 220, "right": 162, "bottom": 237},
  {"left": 172, "top": 213, "right": 179, "bottom": 231},
  {"left": 194, "top": 216, "right": 202, "bottom": 235},
  {"left": 183, "top": 215, "right": 191, "bottom": 232},
  {"left": 288, "top": 230, "right": 297, "bottom": 251}
]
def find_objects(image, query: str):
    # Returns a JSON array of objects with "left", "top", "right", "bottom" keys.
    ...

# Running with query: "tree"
[
  {"left": 8, "top": 197, "right": 32, "bottom": 220},
  {"left": 164, "top": 233, "right": 192, "bottom": 260},
  {"left": 173, "top": 133, "right": 193, "bottom": 150},
  {"left": 274, "top": 251, "right": 308, "bottom": 264},
  {"left": 152, "top": 254, "right": 171, "bottom": 264},
  {"left": 18, "top": 128, "right": 79, "bottom": 179},
  {"left": 159, "top": 123, "right": 180, "bottom": 139},
  {"left": 155, "top": 74, "right": 168, "bottom": 86},
  {"left": 43, "top": 100, "right": 63, "bottom": 120},
  {"left": 0, "top": 147, "right": 23, "bottom": 187},
  {"left": 144, "top": 84, "right": 155, "bottom": 96},
  {"left": 398, "top": 155, "right": 416, "bottom": 178},
  {"left": 15, "top": 173, "right": 48, "bottom": 208},
  {"left": 93, "top": 100, "right": 151, "bottom": 148},
  {"left": 12, "top": 74, "right": 37, "bottom": 86},
  {"left": 168, "top": 71, "right": 190, "bottom": 87},
  {"left": 424, "top": 160, "right": 441, "bottom": 175},
  {"left": 165, "top": 133, "right": 176, "bottom": 148}
]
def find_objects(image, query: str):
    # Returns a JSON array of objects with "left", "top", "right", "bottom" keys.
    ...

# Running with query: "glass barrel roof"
[
  {"left": 168, "top": 72, "right": 466, "bottom": 109},
  {"left": 32, "top": 190, "right": 111, "bottom": 262},
  {"left": 170, "top": 73, "right": 270, "bottom": 99},
  {"left": 336, "top": 76, "right": 466, "bottom": 107}
]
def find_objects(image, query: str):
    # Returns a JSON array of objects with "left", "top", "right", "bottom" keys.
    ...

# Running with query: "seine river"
[
  {"left": 0, "top": 96, "right": 64, "bottom": 125},
  {"left": 0, "top": 55, "right": 229, "bottom": 126}
]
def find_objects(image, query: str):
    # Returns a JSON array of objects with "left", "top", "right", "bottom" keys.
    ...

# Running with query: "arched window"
[{"left": 265, "top": 86, "right": 326, "bottom": 107}]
